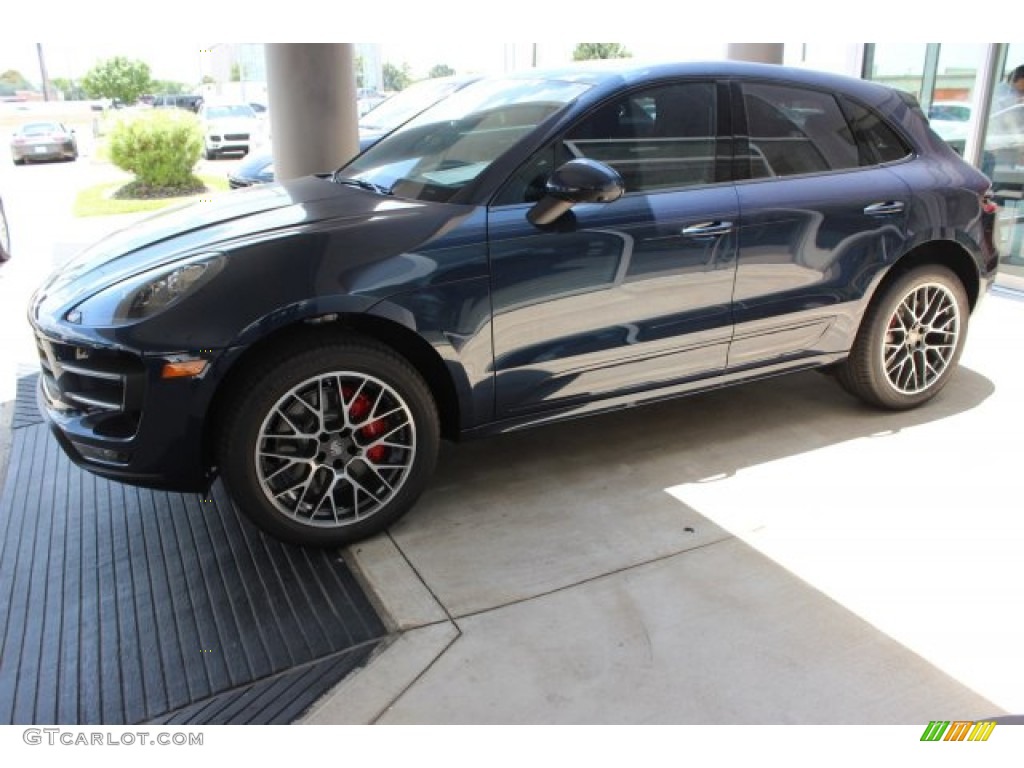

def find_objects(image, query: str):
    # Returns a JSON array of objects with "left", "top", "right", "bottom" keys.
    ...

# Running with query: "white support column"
[
  {"left": 265, "top": 44, "right": 359, "bottom": 181},
  {"left": 963, "top": 44, "right": 1005, "bottom": 172},
  {"left": 727, "top": 44, "right": 784, "bottom": 65}
]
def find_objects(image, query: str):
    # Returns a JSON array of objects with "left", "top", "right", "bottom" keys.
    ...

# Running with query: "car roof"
[{"left": 502, "top": 59, "right": 907, "bottom": 108}]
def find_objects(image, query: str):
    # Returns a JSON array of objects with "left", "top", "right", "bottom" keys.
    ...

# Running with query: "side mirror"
[{"left": 527, "top": 158, "right": 624, "bottom": 226}]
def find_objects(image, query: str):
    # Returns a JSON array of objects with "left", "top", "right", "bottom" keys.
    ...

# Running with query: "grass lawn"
[{"left": 74, "top": 175, "right": 231, "bottom": 217}]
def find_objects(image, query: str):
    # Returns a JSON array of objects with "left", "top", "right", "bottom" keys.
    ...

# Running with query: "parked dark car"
[
  {"left": 29, "top": 61, "right": 999, "bottom": 547},
  {"left": 0, "top": 191, "right": 10, "bottom": 264},
  {"left": 228, "top": 75, "right": 480, "bottom": 188},
  {"left": 10, "top": 121, "right": 78, "bottom": 164},
  {"left": 152, "top": 93, "right": 203, "bottom": 112}
]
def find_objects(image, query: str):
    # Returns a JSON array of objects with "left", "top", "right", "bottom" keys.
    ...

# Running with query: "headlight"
[{"left": 67, "top": 252, "right": 226, "bottom": 326}]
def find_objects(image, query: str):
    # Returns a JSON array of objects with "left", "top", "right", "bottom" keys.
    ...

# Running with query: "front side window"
[
  {"left": 741, "top": 82, "right": 860, "bottom": 178},
  {"left": 564, "top": 82, "right": 718, "bottom": 193},
  {"left": 493, "top": 81, "right": 718, "bottom": 205},
  {"left": 342, "top": 78, "right": 591, "bottom": 202}
]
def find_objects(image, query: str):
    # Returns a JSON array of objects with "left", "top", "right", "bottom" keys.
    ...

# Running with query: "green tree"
[
  {"left": 428, "top": 64, "right": 455, "bottom": 79},
  {"left": 50, "top": 77, "right": 86, "bottom": 100},
  {"left": 382, "top": 62, "right": 412, "bottom": 91},
  {"left": 201, "top": 75, "right": 216, "bottom": 86},
  {"left": 151, "top": 79, "right": 187, "bottom": 96},
  {"left": 81, "top": 56, "right": 152, "bottom": 105},
  {"left": 572, "top": 43, "right": 632, "bottom": 61},
  {"left": 355, "top": 54, "right": 365, "bottom": 89},
  {"left": 0, "top": 69, "right": 33, "bottom": 96},
  {"left": 230, "top": 62, "right": 245, "bottom": 82}
]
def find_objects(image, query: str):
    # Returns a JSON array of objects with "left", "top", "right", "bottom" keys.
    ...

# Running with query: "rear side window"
[
  {"left": 838, "top": 96, "right": 913, "bottom": 164},
  {"left": 740, "top": 82, "right": 860, "bottom": 178}
]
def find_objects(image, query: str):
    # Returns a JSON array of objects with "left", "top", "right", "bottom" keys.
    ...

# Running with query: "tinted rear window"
[{"left": 838, "top": 96, "right": 913, "bottom": 165}]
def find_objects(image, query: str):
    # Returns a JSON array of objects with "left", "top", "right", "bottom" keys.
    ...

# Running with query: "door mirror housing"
[{"left": 527, "top": 158, "right": 624, "bottom": 226}]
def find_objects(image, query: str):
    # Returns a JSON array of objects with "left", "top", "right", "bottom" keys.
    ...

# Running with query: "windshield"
[
  {"left": 341, "top": 78, "right": 590, "bottom": 202},
  {"left": 359, "top": 77, "right": 473, "bottom": 131},
  {"left": 22, "top": 122, "right": 61, "bottom": 136},
  {"left": 206, "top": 105, "right": 256, "bottom": 120}
]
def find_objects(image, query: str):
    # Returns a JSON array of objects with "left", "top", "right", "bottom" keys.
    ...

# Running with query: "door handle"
[
  {"left": 681, "top": 221, "right": 733, "bottom": 238},
  {"left": 863, "top": 201, "right": 905, "bottom": 216}
]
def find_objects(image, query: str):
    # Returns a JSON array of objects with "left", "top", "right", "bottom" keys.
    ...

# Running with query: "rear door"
[{"left": 729, "top": 80, "right": 913, "bottom": 368}]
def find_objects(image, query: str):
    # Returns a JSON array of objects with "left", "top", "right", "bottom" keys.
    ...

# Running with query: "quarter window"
[
  {"left": 838, "top": 96, "right": 913, "bottom": 164},
  {"left": 741, "top": 83, "right": 860, "bottom": 178}
]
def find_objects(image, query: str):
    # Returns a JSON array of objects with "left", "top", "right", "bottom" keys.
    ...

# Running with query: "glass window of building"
[{"left": 988, "top": 44, "right": 1024, "bottom": 285}]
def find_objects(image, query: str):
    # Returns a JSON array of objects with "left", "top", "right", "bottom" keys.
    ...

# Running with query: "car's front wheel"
[
  {"left": 218, "top": 336, "right": 440, "bottom": 547},
  {"left": 837, "top": 264, "right": 968, "bottom": 409}
]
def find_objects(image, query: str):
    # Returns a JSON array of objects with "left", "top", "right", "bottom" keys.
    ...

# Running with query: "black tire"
[
  {"left": 205, "top": 148, "right": 217, "bottom": 161},
  {"left": 13, "top": 157, "right": 25, "bottom": 166},
  {"left": 218, "top": 335, "right": 440, "bottom": 547},
  {"left": 837, "top": 264, "right": 968, "bottom": 410}
]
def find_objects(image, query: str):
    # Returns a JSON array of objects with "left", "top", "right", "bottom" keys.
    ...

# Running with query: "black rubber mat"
[
  {"left": 0, "top": 419, "right": 386, "bottom": 725},
  {"left": 12, "top": 369, "right": 43, "bottom": 429},
  {"left": 146, "top": 646, "right": 378, "bottom": 724}
]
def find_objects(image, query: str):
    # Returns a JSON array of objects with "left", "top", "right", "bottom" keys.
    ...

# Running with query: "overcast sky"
[
  {"left": 1, "top": 42, "right": 736, "bottom": 88},
  {"left": 3, "top": 39, "right": 999, "bottom": 91}
]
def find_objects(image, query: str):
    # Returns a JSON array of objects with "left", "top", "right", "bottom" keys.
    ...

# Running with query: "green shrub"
[{"left": 108, "top": 110, "right": 204, "bottom": 191}]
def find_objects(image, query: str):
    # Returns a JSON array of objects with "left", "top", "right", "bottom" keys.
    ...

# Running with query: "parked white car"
[
  {"left": 927, "top": 100, "right": 972, "bottom": 147},
  {"left": 198, "top": 103, "right": 262, "bottom": 159}
]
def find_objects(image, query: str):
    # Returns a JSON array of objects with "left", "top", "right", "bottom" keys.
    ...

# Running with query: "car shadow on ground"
[{"left": 390, "top": 365, "right": 996, "bottom": 613}]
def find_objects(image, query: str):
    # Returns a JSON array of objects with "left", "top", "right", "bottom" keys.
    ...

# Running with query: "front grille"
[
  {"left": 35, "top": 334, "right": 145, "bottom": 436},
  {"left": 224, "top": 133, "right": 250, "bottom": 141}
]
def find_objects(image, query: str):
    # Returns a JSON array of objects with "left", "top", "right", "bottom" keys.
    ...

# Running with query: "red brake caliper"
[{"left": 344, "top": 387, "right": 388, "bottom": 464}]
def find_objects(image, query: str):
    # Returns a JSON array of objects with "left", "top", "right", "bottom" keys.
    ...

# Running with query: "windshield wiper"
[{"left": 331, "top": 173, "right": 392, "bottom": 195}]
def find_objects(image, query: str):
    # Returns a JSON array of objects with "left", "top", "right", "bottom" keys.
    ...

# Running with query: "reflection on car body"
[{"left": 227, "top": 75, "right": 482, "bottom": 188}]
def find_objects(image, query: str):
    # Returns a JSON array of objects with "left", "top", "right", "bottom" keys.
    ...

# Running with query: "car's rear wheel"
[
  {"left": 837, "top": 264, "right": 968, "bottom": 409},
  {"left": 205, "top": 148, "right": 217, "bottom": 160},
  {"left": 218, "top": 336, "right": 440, "bottom": 547}
]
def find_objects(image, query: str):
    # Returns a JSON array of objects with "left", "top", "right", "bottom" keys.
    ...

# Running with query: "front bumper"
[
  {"left": 32, "top": 329, "right": 235, "bottom": 492},
  {"left": 206, "top": 133, "right": 251, "bottom": 154}
]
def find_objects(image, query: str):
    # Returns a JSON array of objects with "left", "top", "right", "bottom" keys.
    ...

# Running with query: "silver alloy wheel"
[
  {"left": 254, "top": 371, "right": 417, "bottom": 527},
  {"left": 881, "top": 281, "right": 961, "bottom": 395}
]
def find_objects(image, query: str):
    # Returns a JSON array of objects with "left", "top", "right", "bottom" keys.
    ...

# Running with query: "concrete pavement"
[{"left": 304, "top": 292, "right": 1024, "bottom": 723}]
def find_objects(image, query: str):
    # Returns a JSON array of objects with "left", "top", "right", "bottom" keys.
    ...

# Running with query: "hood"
[
  {"left": 206, "top": 116, "right": 259, "bottom": 133},
  {"left": 33, "top": 175, "right": 428, "bottom": 320}
]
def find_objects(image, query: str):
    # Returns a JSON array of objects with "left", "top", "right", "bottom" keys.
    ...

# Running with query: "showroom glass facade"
[{"left": 863, "top": 43, "right": 1024, "bottom": 291}]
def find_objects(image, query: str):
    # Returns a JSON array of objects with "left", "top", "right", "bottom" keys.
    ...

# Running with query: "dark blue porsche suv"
[{"left": 29, "top": 61, "right": 999, "bottom": 546}]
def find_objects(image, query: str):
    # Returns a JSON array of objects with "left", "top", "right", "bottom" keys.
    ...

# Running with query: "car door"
[
  {"left": 728, "top": 80, "right": 913, "bottom": 369},
  {"left": 487, "top": 81, "right": 739, "bottom": 417}
]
